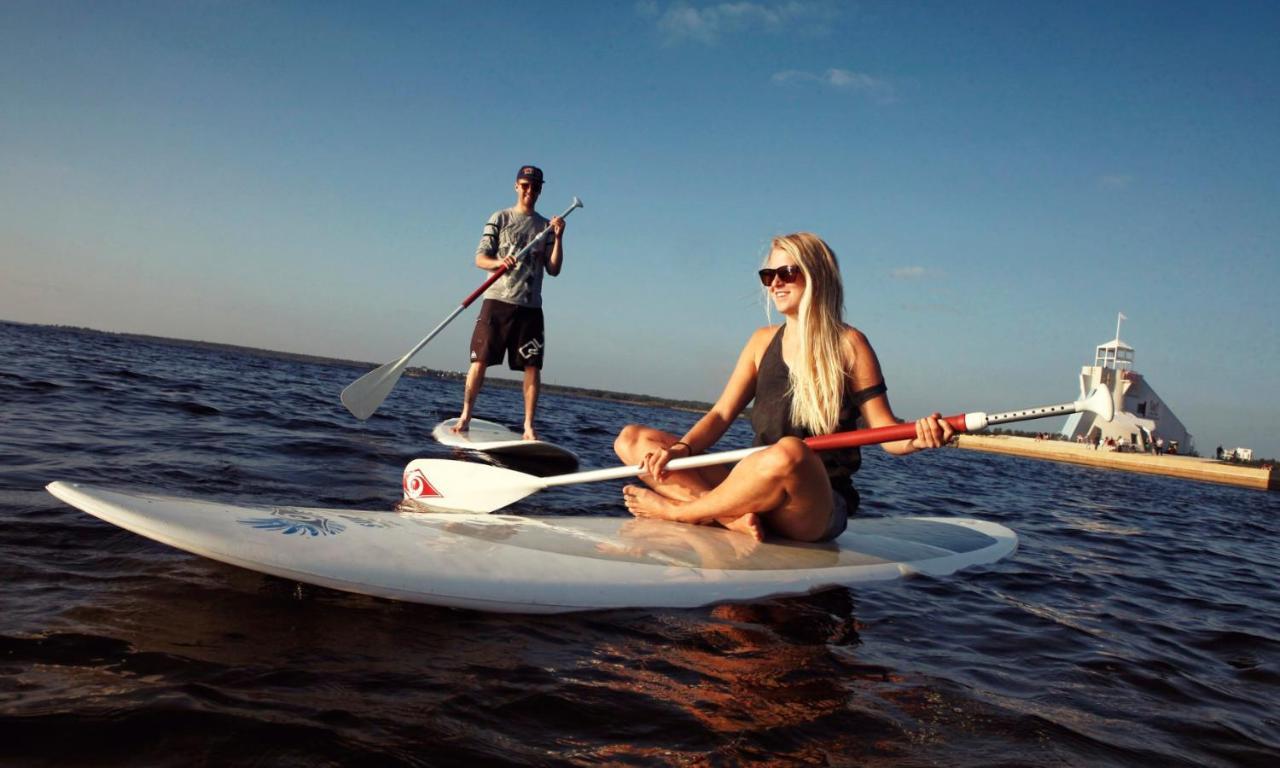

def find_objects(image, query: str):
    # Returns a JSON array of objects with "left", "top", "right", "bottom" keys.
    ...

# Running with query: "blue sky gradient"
[{"left": 3, "top": 1, "right": 1277, "bottom": 457}]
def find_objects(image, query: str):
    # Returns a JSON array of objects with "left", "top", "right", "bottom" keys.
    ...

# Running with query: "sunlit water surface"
[{"left": 1, "top": 321, "right": 1276, "bottom": 767}]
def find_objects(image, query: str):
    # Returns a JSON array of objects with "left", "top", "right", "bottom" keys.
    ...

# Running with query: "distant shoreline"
[{"left": 4, "top": 320, "right": 714, "bottom": 414}]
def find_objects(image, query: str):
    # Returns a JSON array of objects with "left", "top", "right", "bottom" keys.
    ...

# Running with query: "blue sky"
[{"left": 3, "top": 1, "right": 1278, "bottom": 458}]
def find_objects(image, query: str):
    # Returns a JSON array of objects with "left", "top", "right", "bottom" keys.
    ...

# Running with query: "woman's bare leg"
[
  {"left": 623, "top": 437, "right": 834, "bottom": 542},
  {"left": 613, "top": 424, "right": 728, "bottom": 503}
]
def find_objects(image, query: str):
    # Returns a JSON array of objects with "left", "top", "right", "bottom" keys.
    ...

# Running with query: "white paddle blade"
[
  {"left": 341, "top": 358, "right": 407, "bottom": 420},
  {"left": 402, "top": 459, "right": 544, "bottom": 513},
  {"left": 1081, "top": 384, "right": 1115, "bottom": 422}
]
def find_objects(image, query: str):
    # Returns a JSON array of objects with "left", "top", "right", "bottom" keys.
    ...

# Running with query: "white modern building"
[{"left": 1060, "top": 316, "right": 1195, "bottom": 453}]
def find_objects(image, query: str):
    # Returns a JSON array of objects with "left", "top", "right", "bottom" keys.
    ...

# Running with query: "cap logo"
[{"left": 516, "top": 165, "right": 544, "bottom": 183}]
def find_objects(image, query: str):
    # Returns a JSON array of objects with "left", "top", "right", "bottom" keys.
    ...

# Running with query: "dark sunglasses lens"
[{"left": 760, "top": 266, "right": 801, "bottom": 285}]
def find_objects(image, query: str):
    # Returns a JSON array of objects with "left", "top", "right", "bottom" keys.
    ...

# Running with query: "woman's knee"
[
  {"left": 756, "top": 437, "right": 812, "bottom": 478},
  {"left": 613, "top": 424, "right": 649, "bottom": 461}
]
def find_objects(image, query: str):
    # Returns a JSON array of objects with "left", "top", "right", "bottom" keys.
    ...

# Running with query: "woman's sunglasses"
[{"left": 758, "top": 265, "right": 803, "bottom": 286}]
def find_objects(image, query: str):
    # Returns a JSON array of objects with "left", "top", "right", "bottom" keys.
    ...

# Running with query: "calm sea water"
[{"left": 1, "top": 320, "right": 1277, "bottom": 767}]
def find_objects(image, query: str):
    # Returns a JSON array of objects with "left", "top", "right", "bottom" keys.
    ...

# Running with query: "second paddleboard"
[{"left": 432, "top": 417, "right": 578, "bottom": 465}]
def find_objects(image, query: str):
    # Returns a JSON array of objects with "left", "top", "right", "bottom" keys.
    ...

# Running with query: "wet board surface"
[
  {"left": 46, "top": 482, "right": 1018, "bottom": 614},
  {"left": 432, "top": 418, "right": 578, "bottom": 465}
]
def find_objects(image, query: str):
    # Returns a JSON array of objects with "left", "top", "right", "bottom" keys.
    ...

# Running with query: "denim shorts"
[{"left": 817, "top": 491, "right": 851, "bottom": 542}]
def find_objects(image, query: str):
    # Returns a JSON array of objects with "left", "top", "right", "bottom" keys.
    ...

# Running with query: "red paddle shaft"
[{"left": 804, "top": 415, "right": 969, "bottom": 451}]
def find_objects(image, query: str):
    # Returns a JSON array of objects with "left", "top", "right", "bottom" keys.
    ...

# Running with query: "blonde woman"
[{"left": 613, "top": 233, "right": 953, "bottom": 542}]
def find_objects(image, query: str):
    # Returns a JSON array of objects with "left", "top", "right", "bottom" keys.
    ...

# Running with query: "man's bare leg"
[
  {"left": 453, "top": 361, "right": 487, "bottom": 433},
  {"left": 522, "top": 366, "right": 540, "bottom": 440}
]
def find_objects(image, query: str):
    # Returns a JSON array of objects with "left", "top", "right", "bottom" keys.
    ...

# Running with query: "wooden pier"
[{"left": 955, "top": 435, "right": 1277, "bottom": 491}]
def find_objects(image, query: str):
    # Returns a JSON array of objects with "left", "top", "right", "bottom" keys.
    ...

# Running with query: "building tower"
[{"left": 1060, "top": 314, "right": 1194, "bottom": 453}]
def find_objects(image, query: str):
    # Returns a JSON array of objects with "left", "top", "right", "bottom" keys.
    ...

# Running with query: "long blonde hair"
[{"left": 766, "top": 233, "right": 849, "bottom": 435}]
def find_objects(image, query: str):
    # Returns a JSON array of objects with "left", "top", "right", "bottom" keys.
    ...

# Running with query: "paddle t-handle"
[{"left": 341, "top": 197, "right": 584, "bottom": 420}]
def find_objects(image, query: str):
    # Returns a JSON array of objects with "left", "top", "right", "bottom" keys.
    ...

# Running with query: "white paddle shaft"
[{"left": 539, "top": 446, "right": 765, "bottom": 488}]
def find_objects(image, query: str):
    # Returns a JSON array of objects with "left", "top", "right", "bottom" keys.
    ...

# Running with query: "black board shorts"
[{"left": 469, "top": 299, "right": 545, "bottom": 371}]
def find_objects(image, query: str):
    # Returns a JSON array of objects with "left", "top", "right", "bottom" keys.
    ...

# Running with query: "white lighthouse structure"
[{"left": 1060, "top": 314, "right": 1195, "bottom": 453}]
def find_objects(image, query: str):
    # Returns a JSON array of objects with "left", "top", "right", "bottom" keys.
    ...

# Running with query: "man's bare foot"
[
  {"left": 719, "top": 513, "right": 765, "bottom": 542},
  {"left": 451, "top": 416, "right": 471, "bottom": 433},
  {"left": 622, "top": 484, "right": 683, "bottom": 521},
  {"left": 523, "top": 426, "right": 539, "bottom": 441}
]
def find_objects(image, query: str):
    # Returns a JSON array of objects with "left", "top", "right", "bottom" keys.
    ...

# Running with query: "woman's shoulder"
[
  {"left": 840, "top": 324, "right": 885, "bottom": 382},
  {"left": 741, "top": 325, "right": 782, "bottom": 361},
  {"left": 748, "top": 324, "right": 783, "bottom": 343},
  {"left": 840, "top": 324, "right": 872, "bottom": 350}
]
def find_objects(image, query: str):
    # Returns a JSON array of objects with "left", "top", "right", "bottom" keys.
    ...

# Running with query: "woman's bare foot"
[
  {"left": 622, "top": 484, "right": 683, "bottom": 521},
  {"left": 719, "top": 512, "right": 765, "bottom": 542},
  {"left": 523, "top": 425, "right": 539, "bottom": 441},
  {"left": 451, "top": 416, "right": 471, "bottom": 434}
]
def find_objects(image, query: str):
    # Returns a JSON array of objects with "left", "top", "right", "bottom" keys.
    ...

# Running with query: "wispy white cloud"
[
  {"left": 638, "top": 1, "right": 837, "bottom": 45},
  {"left": 1098, "top": 173, "right": 1134, "bottom": 189},
  {"left": 772, "top": 68, "right": 895, "bottom": 99},
  {"left": 890, "top": 266, "right": 936, "bottom": 280}
]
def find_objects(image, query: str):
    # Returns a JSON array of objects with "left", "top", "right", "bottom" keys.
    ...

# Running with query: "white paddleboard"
[
  {"left": 46, "top": 482, "right": 1017, "bottom": 614},
  {"left": 432, "top": 418, "right": 578, "bottom": 465}
]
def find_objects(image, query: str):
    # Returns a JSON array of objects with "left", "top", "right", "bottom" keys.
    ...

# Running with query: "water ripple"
[{"left": 1, "top": 320, "right": 1277, "bottom": 766}]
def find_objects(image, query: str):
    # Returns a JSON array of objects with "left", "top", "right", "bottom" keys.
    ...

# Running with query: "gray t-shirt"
[{"left": 477, "top": 208, "right": 553, "bottom": 307}]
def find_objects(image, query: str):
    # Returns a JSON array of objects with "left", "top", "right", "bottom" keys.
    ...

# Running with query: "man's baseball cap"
[{"left": 516, "top": 165, "right": 544, "bottom": 184}]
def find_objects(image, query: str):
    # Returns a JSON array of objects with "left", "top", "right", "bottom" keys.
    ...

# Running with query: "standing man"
[{"left": 453, "top": 165, "right": 566, "bottom": 440}]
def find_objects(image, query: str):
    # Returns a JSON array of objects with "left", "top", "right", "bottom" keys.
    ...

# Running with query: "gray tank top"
[{"left": 749, "top": 325, "right": 886, "bottom": 498}]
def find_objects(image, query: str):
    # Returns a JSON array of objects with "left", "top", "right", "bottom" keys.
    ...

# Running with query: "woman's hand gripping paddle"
[
  {"left": 401, "top": 385, "right": 1115, "bottom": 513},
  {"left": 340, "top": 197, "right": 583, "bottom": 421}
]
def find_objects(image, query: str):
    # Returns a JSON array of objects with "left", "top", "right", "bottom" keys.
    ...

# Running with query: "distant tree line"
[{"left": 405, "top": 368, "right": 715, "bottom": 413}]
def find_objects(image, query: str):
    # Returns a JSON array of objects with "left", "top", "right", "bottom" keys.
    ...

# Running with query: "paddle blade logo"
[{"left": 403, "top": 468, "right": 442, "bottom": 500}]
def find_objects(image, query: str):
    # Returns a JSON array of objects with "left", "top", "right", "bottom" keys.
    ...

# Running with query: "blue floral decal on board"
[{"left": 238, "top": 509, "right": 346, "bottom": 537}]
